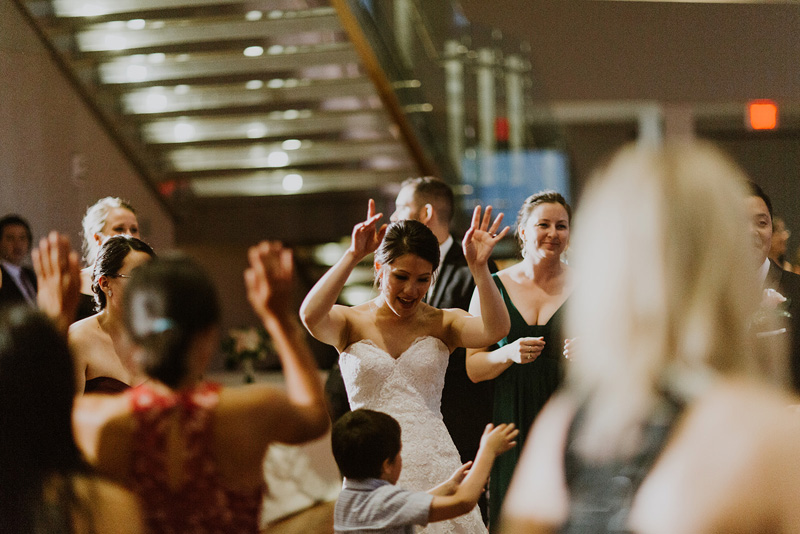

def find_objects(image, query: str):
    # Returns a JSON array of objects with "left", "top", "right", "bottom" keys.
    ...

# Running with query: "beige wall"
[{"left": 0, "top": 2, "right": 174, "bottom": 258}]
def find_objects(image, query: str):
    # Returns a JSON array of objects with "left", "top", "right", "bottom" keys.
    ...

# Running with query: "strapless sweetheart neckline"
[{"left": 345, "top": 335, "right": 447, "bottom": 361}]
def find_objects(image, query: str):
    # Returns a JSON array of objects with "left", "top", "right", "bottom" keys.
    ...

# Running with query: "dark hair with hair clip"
[
  {"left": 331, "top": 409, "right": 402, "bottom": 479},
  {"left": 373, "top": 220, "right": 439, "bottom": 286},
  {"left": 92, "top": 235, "right": 156, "bottom": 311},
  {"left": 515, "top": 190, "right": 572, "bottom": 256},
  {"left": 124, "top": 255, "right": 220, "bottom": 389}
]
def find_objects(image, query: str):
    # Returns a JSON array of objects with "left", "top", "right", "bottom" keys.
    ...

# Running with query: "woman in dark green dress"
[{"left": 466, "top": 191, "right": 572, "bottom": 530}]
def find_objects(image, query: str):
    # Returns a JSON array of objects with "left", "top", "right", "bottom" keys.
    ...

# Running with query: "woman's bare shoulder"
[
  {"left": 73, "top": 394, "right": 134, "bottom": 462},
  {"left": 496, "top": 263, "right": 522, "bottom": 279},
  {"left": 690, "top": 379, "right": 800, "bottom": 429},
  {"left": 632, "top": 380, "right": 800, "bottom": 534},
  {"left": 68, "top": 315, "right": 101, "bottom": 343}
]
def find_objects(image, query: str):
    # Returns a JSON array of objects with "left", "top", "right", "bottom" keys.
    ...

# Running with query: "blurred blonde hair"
[
  {"left": 81, "top": 197, "right": 136, "bottom": 265},
  {"left": 566, "top": 141, "right": 764, "bottom": 460}
]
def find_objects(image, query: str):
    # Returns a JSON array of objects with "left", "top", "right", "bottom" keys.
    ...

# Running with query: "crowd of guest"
[{"left": 4, "top": 140, "right": 800, "bottom": 534}]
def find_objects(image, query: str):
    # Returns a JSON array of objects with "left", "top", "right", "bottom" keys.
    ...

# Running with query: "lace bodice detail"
[
  {"left": 340, "top": 336, "right": 448, "bottom": 416},
  {"left": 340, "top": 336, "right": 487, "bottom": 534}
]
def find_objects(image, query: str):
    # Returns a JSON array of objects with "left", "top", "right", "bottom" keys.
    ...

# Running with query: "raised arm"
[
  {"left": 243, "top": 241, "right": 330, "bottom": 444},
  {"left": 299, "top": 199, "right": 386, "bottom": 348},
  {"left": 448, "top": 206, "right": 511, "bottom": 348},
  {"left": 32, "top": 231, "right": 81, "bottom": 334},
  {"left": 428, "top": 422, "right": 518, "bottom": 523}
]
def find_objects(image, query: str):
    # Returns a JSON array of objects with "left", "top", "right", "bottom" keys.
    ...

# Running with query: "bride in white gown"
[{"left": 301, "top": 200, "right": 511, "bottom": 533}]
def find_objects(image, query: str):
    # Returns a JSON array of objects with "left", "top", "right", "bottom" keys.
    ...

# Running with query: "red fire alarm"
[{"left": 747, "top": 100, "right": 779, "bottom": 131}]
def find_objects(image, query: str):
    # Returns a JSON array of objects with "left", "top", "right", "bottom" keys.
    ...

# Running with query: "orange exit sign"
[{"left": 747, "top": 100, "right": 779, "bottom": 130}]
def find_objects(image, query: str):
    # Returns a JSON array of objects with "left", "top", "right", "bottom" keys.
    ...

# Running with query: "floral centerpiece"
[{"left": 222, "top": 326, "right": 277, "bottom": 383}]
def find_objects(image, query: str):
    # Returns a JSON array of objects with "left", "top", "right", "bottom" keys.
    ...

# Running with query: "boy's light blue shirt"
[{"left": 334, "top": 477, "right": 433, "bottom": 534}]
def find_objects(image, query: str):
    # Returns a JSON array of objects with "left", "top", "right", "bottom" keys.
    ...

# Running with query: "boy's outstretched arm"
[
  {"left": 427, "top": 423, "right": 518, "bottom": 523},
  {"left": 428, "top": 461, "right": 472, "bottom": 497}
]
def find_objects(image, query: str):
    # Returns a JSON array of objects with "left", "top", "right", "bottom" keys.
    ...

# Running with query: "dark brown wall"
[{"left": 460, "top": 0, "right": 800, "bottom": 102}]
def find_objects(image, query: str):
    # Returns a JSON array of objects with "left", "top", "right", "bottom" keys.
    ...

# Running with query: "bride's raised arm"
[
  {"left": 449, "top": 206, "right": 511, "bottom": 349},
  {"left": 299, "top": 199, "right": 387, "bottom": 349}
]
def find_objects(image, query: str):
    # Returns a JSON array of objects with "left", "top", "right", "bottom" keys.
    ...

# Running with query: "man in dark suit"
[
  {"left": 0, "top": 214, "right": 37, "bottom": 309},
  {"left": 747, "top": 183, "right": 800, "bottom": 391}
]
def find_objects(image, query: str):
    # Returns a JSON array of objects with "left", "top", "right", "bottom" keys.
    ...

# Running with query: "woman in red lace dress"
[{"left": 72, "top": 242, "right": 330, "bottom": 533}]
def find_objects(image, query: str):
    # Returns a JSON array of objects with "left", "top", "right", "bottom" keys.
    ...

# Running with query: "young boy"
[{"left": 331, "top": 408, "right": 517, "bottom": 533}]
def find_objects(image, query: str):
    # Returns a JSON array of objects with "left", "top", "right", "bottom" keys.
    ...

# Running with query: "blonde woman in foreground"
[{"left": 500, "top": 142, "right": 800, "bottom": 534}]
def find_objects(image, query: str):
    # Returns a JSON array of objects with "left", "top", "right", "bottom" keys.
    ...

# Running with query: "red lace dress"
[{"left": 129, "top": 382, "right": 265, "bottom": 534}]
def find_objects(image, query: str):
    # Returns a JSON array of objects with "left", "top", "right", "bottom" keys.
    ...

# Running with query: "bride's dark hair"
[{"left": 374, "top": 219, "right": 440, "bottom": 273}]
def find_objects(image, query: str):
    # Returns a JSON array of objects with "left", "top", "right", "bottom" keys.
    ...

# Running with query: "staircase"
[{"left": 14, "top": 0, "right": 429, "bottom": 244}]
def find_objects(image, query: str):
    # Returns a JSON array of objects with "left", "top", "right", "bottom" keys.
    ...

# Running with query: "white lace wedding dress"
[{"left": 339, "top": 336, "right": 487, "bottom": 534}]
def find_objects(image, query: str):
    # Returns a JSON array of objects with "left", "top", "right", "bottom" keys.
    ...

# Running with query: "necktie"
[{"left": 19, "top": 271, "right": 36, "bottom": 303}]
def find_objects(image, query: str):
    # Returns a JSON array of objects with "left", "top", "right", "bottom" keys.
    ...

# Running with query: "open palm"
[{"left": 462, "top": 205, "right": 509, "bottom": 266}]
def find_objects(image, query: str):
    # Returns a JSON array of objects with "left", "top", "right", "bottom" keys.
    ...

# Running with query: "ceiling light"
[
  {"left": 126, "top": 65, "right": 148, "bottom": 82},
  {"left": 314, "top": 243, "right": 346, "bottom": 266},
  {"left": 244, "top": 46, "right": 264, "bottom": 57},
  {"left": 103, "top": 34, "right": 126, "bottom": 51},
  {"left": 282, "top": 173, "right": 303, "bottom": 192},
  {"left": 145, "top": 93, "right": 168, "bottom": 113},
  {"left": 246, "top": 123, "right": 267, "bottom": 138},
  {"left": 78, "top": 4, "right": 106, "bottom": 17},
  {"left": 127, "top": 19, "right": 146, "bottom": 30},
  {"left": 148, "top": 53, "right": 166, "bottom": 63},
  {"left": 266, "top": 79, "right": 285, "bottom": 89},
  {"left": 267, "top": 45, "right": 284, "bottom": 55},
  {"left": 245, "top": 10, "right": 263, "bottom": 21},
  {"left": 282, "top": 139, "right": 302, "bottom": 150},
  {"left": 267, "top": 151, "right": 289, "bottom": 167},
  {"left": 245, "top": 80, "right": 264, "bottom": 90},
  {"left": 173, "top": 122, "right": 195, "bottom": 142},
  {"left": 174, "top": 84, "right": 190, "bottom": 94},
  {"left": 283, "top": 109, "right": 299, "bottom": 119}
]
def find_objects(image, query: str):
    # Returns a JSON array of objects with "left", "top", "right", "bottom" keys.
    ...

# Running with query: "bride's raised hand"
[
  {"left": 462, "top": 205, "right": 509, "bottom": 266},
  {"left": 348, "top": 198, "right": 387, "bottom": 259}
]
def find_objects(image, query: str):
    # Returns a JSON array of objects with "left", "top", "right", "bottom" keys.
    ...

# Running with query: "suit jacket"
[
  {"left": 764, "top": 260, "right": 800, "bottom": 392},
  {"left": 0, "top": 264, "right": 37, "bottom": 309}
]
